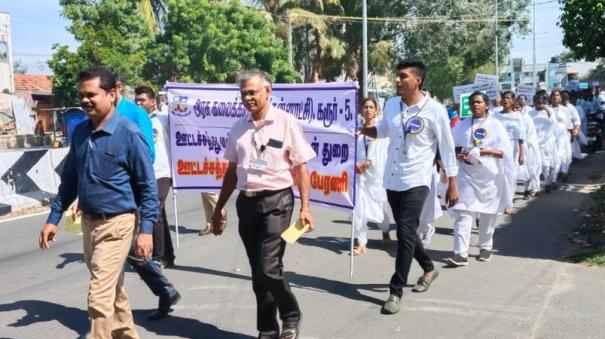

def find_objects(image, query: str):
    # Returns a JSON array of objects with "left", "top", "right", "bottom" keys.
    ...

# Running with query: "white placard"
[
  {"left": 452, "top": 83, "right": 493, "bottom": 104},
  {"left": 516, "top": 84, "right": 535, "bottom": 105},
  {"left": 473, "top": 73, "right": 499, "bottom": 101}
]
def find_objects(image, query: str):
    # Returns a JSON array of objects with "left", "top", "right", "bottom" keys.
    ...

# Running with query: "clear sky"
[
  {"left": 1, "top": 0, "right": 76, "bottom": 74},
  {"left": 0, "top": 0, "right": 566, "bottom": 75},
  {"left": 509, "top": 0, "right": 567, "bottom": 65}
]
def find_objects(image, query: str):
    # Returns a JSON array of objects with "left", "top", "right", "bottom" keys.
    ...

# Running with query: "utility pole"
[
  {"left": 287, "top": 12, "right": 293, "bottom": 67},
  {"left": 362, "top": 0, "right": 368, "bottom": 98},
  {"left": 532, "top": 0, "right": 537, "bottom": 89},
  {"left": 495, "top": 0, "right": 499, "bottom": 89}
]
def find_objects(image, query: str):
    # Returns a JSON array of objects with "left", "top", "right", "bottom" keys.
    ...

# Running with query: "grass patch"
[
  {"left": 574, "top": 223, "right": 602, "bottom": 236},
  {"left": 569, "top": 250, "right": 605, "bottom": 266},
  {"left": 568, "top": 186, "right": 605, "bottom": 266}
]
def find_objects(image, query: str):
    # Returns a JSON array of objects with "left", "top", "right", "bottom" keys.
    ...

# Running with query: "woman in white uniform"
[
  {"left": 530, "top": 93, "right": 559, "bottom": 192},
  {"left": 445, "top": 92, "right": 513, "bottom": 266},
  {"left": 562, "top": 91, "right": 584, "bottom": 160},
  {"left": 494, "top": 91, "right": 526, "bottom": 214},
  {"left": 515, "top": 96, "right": 541, "bottom": 198},
  {"left": 352, "top": 98, "right": 391, "bottom": 255},
  {"left": 549, "top": 89, "right": 574, "bottom": 183}
]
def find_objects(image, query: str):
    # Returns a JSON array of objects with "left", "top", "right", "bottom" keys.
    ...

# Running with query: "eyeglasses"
[{"left": 240, "top": 88, "right": 263, "bottom": 98}]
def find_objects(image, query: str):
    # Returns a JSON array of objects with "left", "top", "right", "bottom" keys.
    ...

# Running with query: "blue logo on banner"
[{"left": 170, "top": 96, "right": 191, "bottom": 117}]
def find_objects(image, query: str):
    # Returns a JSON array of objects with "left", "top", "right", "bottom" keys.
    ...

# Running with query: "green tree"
[
  {"left": 585, "top": 61, "right": 605, "bottom": 81},
  {"left": 559, "top": 0, "right": 605, "bottom": 61},
  {"left": 48, "top": 0, "right": 154, "bottom": 106},
  {"left": 556, "top": 50, "right": 579, "bottom": 62},
  {"left": 397, "top": 0, "right": 530, "bottom": 100},
  {"left": 257, "top": 0, "right": 529, "bottom": 100},
  {"left": 144, "top": 0, "right": 298, "bottom": 85}
]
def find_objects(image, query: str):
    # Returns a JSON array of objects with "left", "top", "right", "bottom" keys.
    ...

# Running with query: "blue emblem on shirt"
[
  {"left": 473, "top": 128, "right": 487, "bottom": 140},
  {"left": 405, "top": 117, "right": 424, "bottom": 134}
]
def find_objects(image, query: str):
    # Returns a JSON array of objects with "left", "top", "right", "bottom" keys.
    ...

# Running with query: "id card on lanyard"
[{"left": 249, "top": 128, "right": 268, "bottom": 171}]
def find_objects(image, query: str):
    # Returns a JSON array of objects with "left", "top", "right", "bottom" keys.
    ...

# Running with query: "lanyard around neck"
[{"left": 399, "top": 98, "right": 428, "bottom": 140}]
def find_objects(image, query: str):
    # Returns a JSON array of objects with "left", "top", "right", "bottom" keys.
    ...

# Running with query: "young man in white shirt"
[
  {"left": 135, "top": 86, "right": 175, "bottom": 267},
  {"left": 357, "top": 60, "right": 459, "bottom": 314},
  {"left": 132, "top": 86, "right": 181, "bottom": 320}
]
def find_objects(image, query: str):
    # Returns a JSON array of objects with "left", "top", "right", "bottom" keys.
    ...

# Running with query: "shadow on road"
[
  {"left": 0, "top": 300, "right": 88, "bottom": 338},
  {"left": 170, "top": 264, "right": 251, "bottom": 282},
  {"left": 55, "top": 252, "right": 84, "bottom": 269},
  {"left": 171, "top": 263, "right": 387, "bottom": 307},
  {"left": 493, "top": 155, "right": 605, "bottom": 262},
  {"left": 493, "top": 188, "right": 586, "bottom": 261},
  {"left": 298, "top": 236, "right": 349, "bottom": 255},
  {"left": 134, "top": 309, "right": 253, "bottom": 339},
  {"left": 287, "top": 272, "right": 386, "bottom": 306},
  {"left": 169, "top": 224, "right": 199, "bottom": 235}
]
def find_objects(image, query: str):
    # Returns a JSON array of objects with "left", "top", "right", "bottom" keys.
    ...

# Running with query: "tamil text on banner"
[{"left": 165, "top": 82, "right": 358, "bottom": 210}]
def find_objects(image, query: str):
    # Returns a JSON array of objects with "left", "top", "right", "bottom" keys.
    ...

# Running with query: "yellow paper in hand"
[
  {"left": 281, "top": 219, "right": 309, "bottom": 244},
  {"left": 64, "top": 210, "right": 83, "bottom": 235}
]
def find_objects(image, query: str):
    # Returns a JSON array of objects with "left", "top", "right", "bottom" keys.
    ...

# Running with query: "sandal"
[
  {"left": 199, "top": 209, "right": 227, "bottom": 235},
  {"left": 351, "top": 245, "right": 367, "bottom": 256}
]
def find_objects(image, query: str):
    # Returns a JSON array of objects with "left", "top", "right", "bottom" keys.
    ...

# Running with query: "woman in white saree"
[
  {"left": 494, "top": 91, "right": 526, "bottom": 214},
  {"left": 445, "top": 92, "right": 513, "bottom": 266},
  {"left": 549, "top": 89, "right": 574, "bottom": 183},
  {"left": 515, "top": 96, "right": 542, "bottom": 198},
  {"left": 530, "top": 93, "right": 559, "bottom": 192},
  {"left": 352, "top": 98, "right": 391, "bottom": 255}
]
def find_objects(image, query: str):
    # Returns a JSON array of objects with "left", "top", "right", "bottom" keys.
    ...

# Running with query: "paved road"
[{"left": 1, "top": 154, "right": 605, "bottom": 338}]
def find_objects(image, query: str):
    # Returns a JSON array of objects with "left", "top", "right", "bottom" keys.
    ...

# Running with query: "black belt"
[
  {"left": 84, "top": 211, "right": 134, "bottom": 220},
  {"left": 241, "top": 187, "right": 290, "bottom": 198}
]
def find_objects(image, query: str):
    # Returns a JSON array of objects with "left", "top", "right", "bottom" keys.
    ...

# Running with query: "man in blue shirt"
[
  {"left": 39, "top": 66, "right": 158, "bottom": 339},
  {"left": 117, "top": 81, "right": 155, "bottom": 162}
]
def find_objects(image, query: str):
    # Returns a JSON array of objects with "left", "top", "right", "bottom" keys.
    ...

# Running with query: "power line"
[
  {"left": 13, "top": 53, "right": 52, "bottom": 57},
  {"left": 533, "top": 0, "right": 558, "bottom": 5},
  {"left": 289, "top": 12, "right": 528, "bottom": 24}
]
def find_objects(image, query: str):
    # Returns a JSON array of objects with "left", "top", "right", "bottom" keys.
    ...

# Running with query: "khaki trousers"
[
  {"left": 82, "top": 212, "right": 139, "bottom": 339},
  {"left": 201, "top": 192, "right": 218, "bottom": 223}
]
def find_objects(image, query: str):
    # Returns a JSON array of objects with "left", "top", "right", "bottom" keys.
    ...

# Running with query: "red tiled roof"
[{"left": 14, "top": 74, "right": 53, "bottom": 93}]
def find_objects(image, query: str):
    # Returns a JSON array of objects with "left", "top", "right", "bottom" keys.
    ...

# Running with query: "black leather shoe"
[
  {"left": 147, "top": 308, "right": 172, "bottom": 321},
  {"left": 257, "top": 332, "right": 279, "bottom": 339},
  {"left": 280, "top": 321, "right": 300, "bottom": 339},
  {"left": 148, "top": 291, "right": 181, "bottom": 321}
]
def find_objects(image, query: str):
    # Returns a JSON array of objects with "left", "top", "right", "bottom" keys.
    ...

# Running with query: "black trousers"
[
  {"left": 152, "top": 177, "right": 174, "bottom": 263},
  {"left": 237, "top": 188, "right": 301, "bottom": 335},
  {"left": 386, "top": 186, "right": 435, "bottom": 298}
]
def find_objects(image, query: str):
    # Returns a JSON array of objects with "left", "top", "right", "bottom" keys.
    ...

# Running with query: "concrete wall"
[{"left": 0, "top": 147, "right": 68, "bottom": 215}]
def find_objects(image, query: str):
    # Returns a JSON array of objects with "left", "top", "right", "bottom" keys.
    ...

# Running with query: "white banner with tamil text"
[{"left": 165, "top": 82, "right": 359, "bottom": 210}]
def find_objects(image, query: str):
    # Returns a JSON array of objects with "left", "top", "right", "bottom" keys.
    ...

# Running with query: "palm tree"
[
  {"left": 139, "top": 0, "right": 167, "bottom": 34},
  {"left": 255, "top": 0, "right": 346, "bottom": 82}
]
